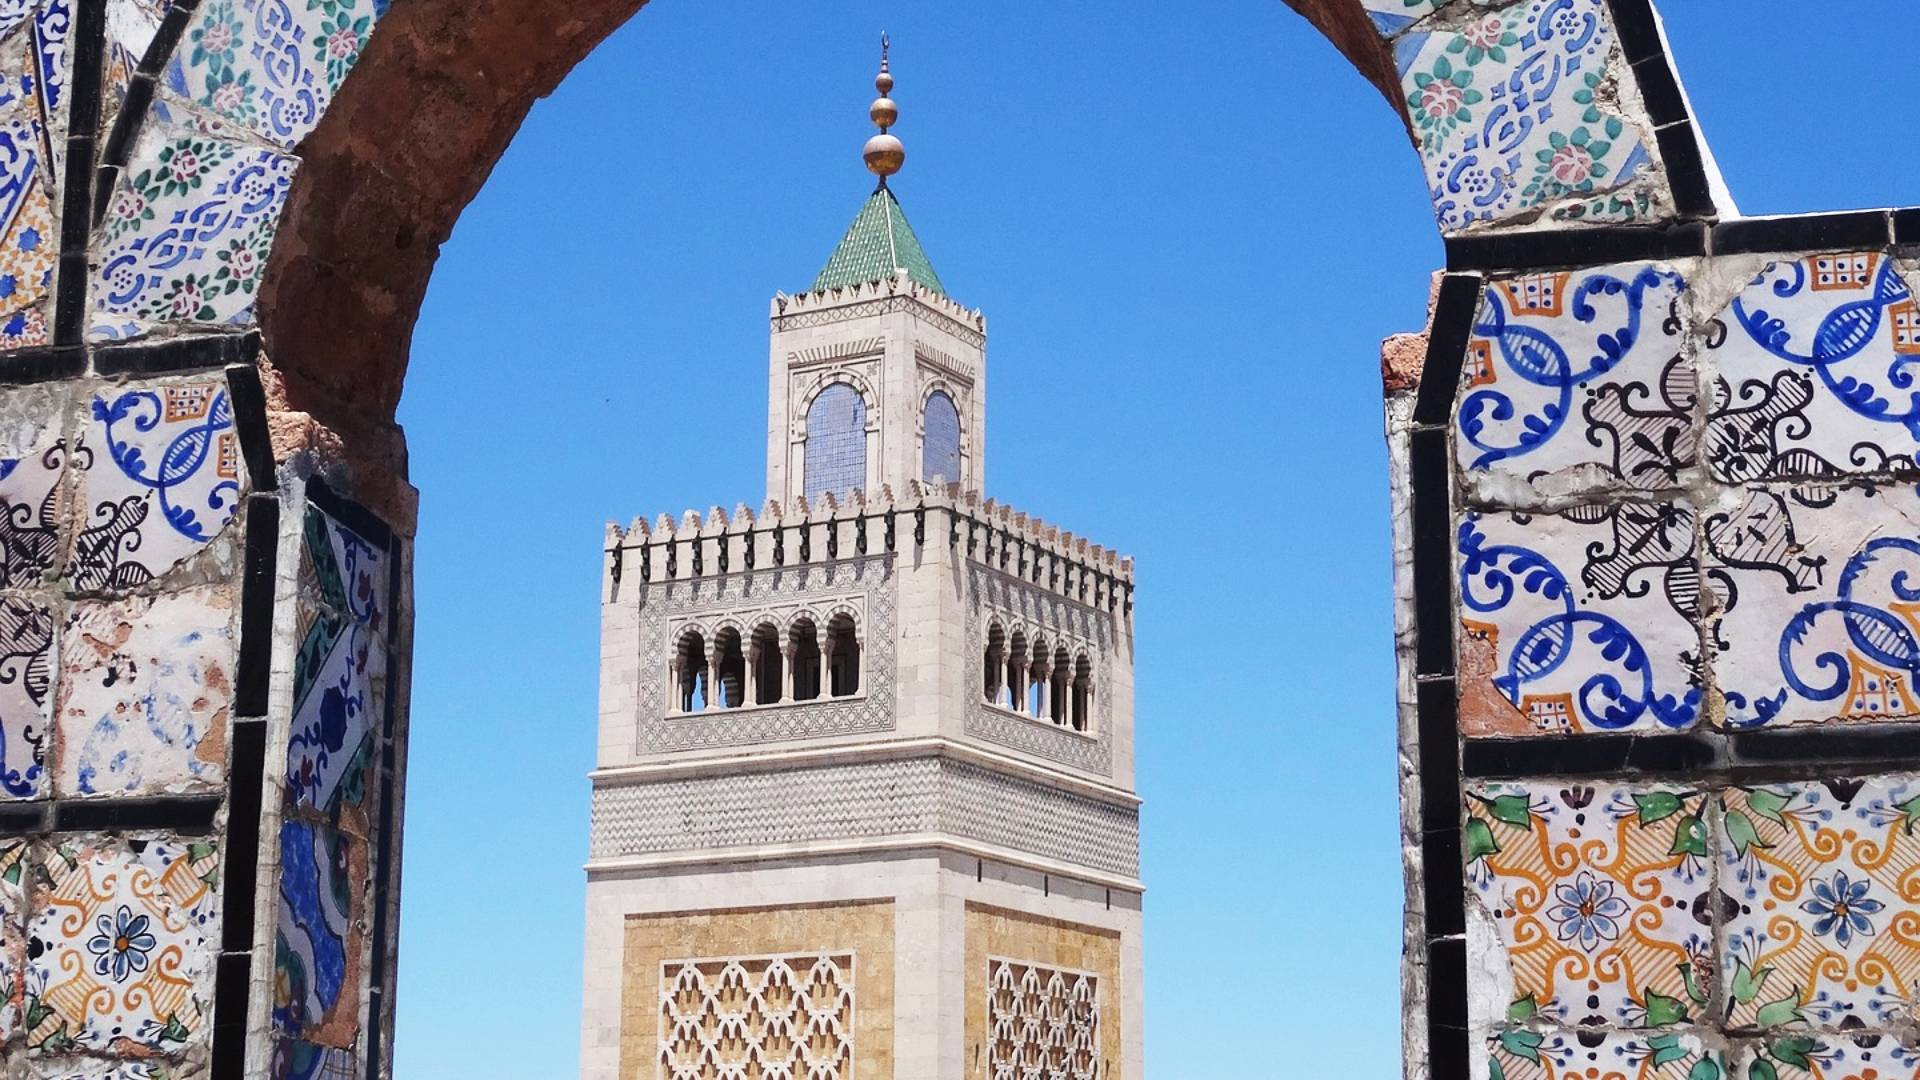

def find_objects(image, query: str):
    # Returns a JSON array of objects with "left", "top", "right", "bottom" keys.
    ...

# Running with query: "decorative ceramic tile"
[
  {"left": 1704, "top": 255, "right": 1920, "bottom": 483},
  {"left": 26, "top": 836, "right": 218, "bottom": 1054},
  {"left": 0, "top": 21, "right": 61, "bottom": 348},
  {"left": 1457, "top": 263, "right": 1693, "bottom": 498},
  {"left": 272, "top": 1040, "right": 359, "bottom": 1080},
  {"left": 1720, "top": 779, "right": 1920, "bottom": 1030},
  {"left": 55, "top": 587, "right": 233, "bottom": 797},
  {"left": 30, "top": 1058, "right": 181, "bottom": 1080},
  {"left": 0, "top": 598, "right": 53, "bottom": 799},
  {"left": 272, "top": 821, "right": 366, "bottom": 1048},
  {"left": 90, "top": 119, "right": 296, "bottom": 341},
  {"left": 1467, "top": 782, "right": 1714, "bottom": 1027},
  {"left": 1361, "top": 0, "right": 1441, "bottom": 37},
  {"left": 287, "top": 505, "right": 385, "bottom": 828},
  {"left": 69, "top": 377, "right": 245, "bottom": 591},
  {"left": 0, "top": 841, "right": 28, "bottom": 1042},
  {"left": 1400, "top": 0, "right": 1663, "bottom": 231},
  {"left": 0, "top": 435, "right": 68, "bottom": 589},
  {"left": 162, "top": 0, "right": 387, "bottom": 149},
  {"left": 1704, "top": 485, "right": 1920, "bottom": 729},
  {"left": 1488, "top": 1029, "right": 1721, "bottom": 1080},
  {"left": 1734, "top": 1036, "right": 1920, "bottom": 1080},
  {"left": 1457, "top": 506, "right": 1703, "bottom": 735}
]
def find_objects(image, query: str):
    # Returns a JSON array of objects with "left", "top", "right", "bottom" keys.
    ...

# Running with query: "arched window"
[
  {"left": 983, "top": 621, "right": 1006, "bottom": 702},
  {"left": 1005, "top": 630, "right": 1028, "bottom": 711},
  {"left": 712, "top": 627, "right": 745, "bottom": 708},
  {"left": 1027, "top": 636, "right": 1050, "bottom": 718},
  {"left": 922, "top": 390, "right": 961, "bottom": 484},
  {"left": 674, "top": 629, "right": 708, "bottom": 712},
  {"left": 804, "top": 384, "right": 866, "bottom": 501},
  {"left": 826, "top": 613, "right": 860, "bottom": 697},
  {"left": 1050, "top": 645, "right": 1071, "bottom": 725},
  {"left": 750, "top": 622, "right": 783, "bottom": 705},
  {"left": 1071, "top": 652, "right": 1093, "bottom": 732},
  {"left": 790, "top": 618, "right": 822, "bottom": 701}
]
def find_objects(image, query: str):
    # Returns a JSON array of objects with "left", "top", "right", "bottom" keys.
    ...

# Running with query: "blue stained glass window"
[
  {"left": 804, "top": 384, "right": 867, "bottom": 500},
  {"left": 922, "top": 391, "right": 961, "bottom": 484}
]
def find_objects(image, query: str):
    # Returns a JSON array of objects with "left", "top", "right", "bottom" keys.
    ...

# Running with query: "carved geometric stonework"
[
  {"left": 986, "top": 959, "right": 1099, "bottom": 1080},
  {"left": 659, "top": 953, "right": 855, "bottom": 1080}
]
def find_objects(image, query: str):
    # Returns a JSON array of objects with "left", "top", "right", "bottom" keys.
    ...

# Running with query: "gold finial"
[{"left": 863, "top": 32, "right": 905, "bottom": 186}]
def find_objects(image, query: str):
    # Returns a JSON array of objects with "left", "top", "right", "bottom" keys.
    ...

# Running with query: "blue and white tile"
[
  {"left": 273, "top": 821, "right": 366, "bottom": 1049},
  {"left": 1400, "top": 0, "right": 1666, "bottom": 231},
  {"left": 1706, "top": 483, "right": 1920, "bottom": 729},
  {"left": 1456, "top": 261, "right": 1694, "bottom": 502},
  {"left": 0, "top": 600, "right": 52, "bottom": 800},
  {"left": 288, "top": 505, "right": 386, "bottom": 826},
  {"left": 163, "top": 0, "right": 388, "bottom": 149},
  {"left": 90, "top": 116, "right": 296, "bottom": 342},
  {"left": 100, "top": 0, "right": 165, "bottom": 144},
  {"left": 1361, "top": 0, "right": 1442, "bottom": 37},
  {"left": 55, "top": 587, "right": 233, "bottom": 797},
  {"left": 1456, "top": 505, "right": 1703, "bottom": 735},
  {"left": 69, "top": 376, "right": 246, "bottom": 590},
  {"left": 1704, "top": 253, "right": 1920, "bottom": 483}
]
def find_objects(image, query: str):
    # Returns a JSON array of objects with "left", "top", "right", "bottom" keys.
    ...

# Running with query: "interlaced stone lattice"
[
  {"left": 659, "top": 953, "right": 855, "bottom": 1080},
  {"left": 986, "top": 960, "right": 1099, "bottom": 1080}
]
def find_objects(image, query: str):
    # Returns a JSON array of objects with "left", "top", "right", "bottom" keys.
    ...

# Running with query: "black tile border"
[
  {"left": 1714, "top": 209, "right": 1895, "bottom": 257},
  {"left": 1652, "top": 120, "right": 1715, "bottom": 220},
  {"left": 362, "top": 531, "right": 405, "bottom": 1079},
  {"left": 211, "top": 949, "right": 250, "bottom": 1080},
  {"left": 0, "top": 346, "right": 85, "bottom": 384},
  {"left": 235, "top": 494, "right": 279, "bottom": 716},
  {"left": 220, "top": 719, "right": 266, "bottom": 951},
  {"left": 95, "top": 0, "right": 200, "bottom": 202},
  {"left": 51, "top": 793, "right": 220, "bottom": 832},
  {"left": 54, "top": 0, "right": 107, "bottom": 347},
  {"left": 306, "top": 475, "right": 395, "bottom": 550},
  {"left": 224, "top": 357, "right": 277, "bottom": 492},
  {"left": 95, "top": 329, "right": 260, "bottom": 377},
  {"left": 1412, "top": 274, "right": 1482, "bottom": 428},
  {"left": 1462, "top": 732, "right": 1719, "bottom": 779},
  {"left": 1445, "top": 221, "right": 1707, "bottom": 273}
]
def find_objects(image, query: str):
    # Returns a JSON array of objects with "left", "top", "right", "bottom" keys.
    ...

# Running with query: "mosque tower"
[{"left": 581, "top": 39, "right": 1143, "bottom": 1080}]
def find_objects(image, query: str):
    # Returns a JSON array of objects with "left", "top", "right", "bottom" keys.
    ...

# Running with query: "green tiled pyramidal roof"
[{"left": 810, "top": 187, "right": 946, "bottom": 297}]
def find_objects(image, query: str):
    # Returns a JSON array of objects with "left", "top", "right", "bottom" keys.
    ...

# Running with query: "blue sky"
[{"left": 390, "top": 3, "right": 1914, "bottom": 1075}]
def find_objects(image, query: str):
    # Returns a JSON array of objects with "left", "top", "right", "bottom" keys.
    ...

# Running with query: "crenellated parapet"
[
  {"left": 604, "top": 481, "right": 1134, "bottom": 614},
  {"left": 770, "top": 272, "right": 987, "bottom": 348}
]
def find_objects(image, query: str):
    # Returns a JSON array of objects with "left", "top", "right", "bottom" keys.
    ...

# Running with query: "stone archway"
[{"left": 15, "top": 0, "right": 1911, "bottom": 1078}]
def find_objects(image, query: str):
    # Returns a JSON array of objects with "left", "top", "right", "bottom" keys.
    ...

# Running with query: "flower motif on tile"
[
  {"left": 1720, "top": 779, "right": 1920, "bottom": 1030},
  {"left": 272, "top": 821, "right": 365, "bottom": 1048},
  {"left": 1489, "top": 1029, "right": 1721, "bottom": 1080},
  {"left": 56, "top": 588, "right": 233, "bottom": 797},
  {"left": 1468, "top": 783, "right": 1714, "bottom": 1028},
  {"left": 90, "top": 122, "right": 296, "bottom": 341},
  {"left": 26, "top": 837, "right": 219, "bottom": 1053},
  {"left": 1400, "top": 0, "right": 1663, "bottom": 231},
  {"left": 164, "top": 0, "right": 387, "bottom": 149},
  {"left": 1456, "top": 263, "right": 1692, "bottom": 496},
  {"left": 0, "top": 598, "right": 52, "bottom": 798},
  {"left": 1457, "top": 507, "right": 1702, "bottom": 735},
  {"left": 1706, "top": 485, "right": 1920, "bottom": 729},
  {"left": 1706, "top": 255, "right": 1920, "bottom": 482},
  {"left": 288, "top": 505, "right": 386, "bottom": 824},
  {"left": 70, "top": 378, "right": 244, "bottom": 591},
  {"left": 1735, "top": 1036, "right": 1920, "bottom": 1080}
]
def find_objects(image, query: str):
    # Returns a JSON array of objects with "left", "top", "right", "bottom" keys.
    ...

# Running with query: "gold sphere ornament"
[
  {"left": 875, "top": 70, "right": 894, "bottom": 95},
  {"left": 863, "top": 132, "right": 905, "bottom": 178},
  {"left": 869, "top": 96, "right": 898, "bottom": 129}
]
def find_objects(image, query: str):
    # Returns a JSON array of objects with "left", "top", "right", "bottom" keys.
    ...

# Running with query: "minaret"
[
  {"left": 766, "top": 40, "right": 988, "bottom": 505},
  {"left": 585, "top": 38, "right": 1142, "bottom": 1080}
]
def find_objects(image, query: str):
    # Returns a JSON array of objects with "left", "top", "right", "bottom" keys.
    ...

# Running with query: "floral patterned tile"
[
  {"left": 100, "top": 0, "right": 165, "bottom": 146},
  {"left": 1456, "top": 262, "right": 1693, "bottom": 500},
  {"left": 273, "top": 821, "right": 366, "bottom": 1049},
  {"left": 1489, "top": 1029, "right": 1722, "bottom": 1080},
  {"left": 1720, "top": 779, "right": 1920, "bottom": 1031},
  {"left": 1467, "top": 782, "right": 1714, "bottom": 1027},
  {"left": 0, "top": 21, "right": 62, "bottom": 351},
  {"left": 1402, "top": 0, "right": 1664, "bottom": 231},
  {"left": 162, "top": 0, "right": 387, "bottom": 149},
  {"left": 69, "top": 376, "right": 246, "bottom": 592},
  {"left": 1457, "top": 506, "right": 1703, "bottom": 735},
  {"left": 25, "top": 836, "right": 219, "bottom": 1054},
  {"left": 1704, "top": 484, "right": 1920, "bottom": 729},
  {"left": 55, "top": 587, "right": 233, "bottom": 797},
  {"left": 0, "top": 598, "right": 53, "bottom": 799},
  {"left": 288, "top": 504, "right": 386, "bottom": 829},
  {"left": 1734, "top": 1036, "right": 1920, "bottom": 1080},
  {"left": 90, "top": 117, "right": 296, "bottom": 341},
  {"left": 1704, "top": 254, "right": 1920, "bottom": 484}
]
